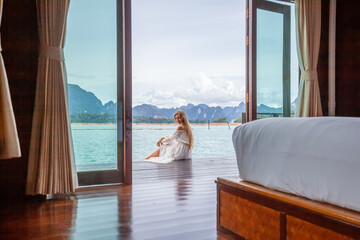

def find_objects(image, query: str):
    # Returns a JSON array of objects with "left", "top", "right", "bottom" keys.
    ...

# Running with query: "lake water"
[{"left": 71, "top": 124, "right": 237, "bottom": 169}]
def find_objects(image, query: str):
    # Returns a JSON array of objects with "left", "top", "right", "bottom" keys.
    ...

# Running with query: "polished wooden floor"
[{"left": 0, "top": 157, "right": 238, "bottom": 239}]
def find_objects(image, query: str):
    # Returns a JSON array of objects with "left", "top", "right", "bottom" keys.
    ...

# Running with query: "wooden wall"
[
  {"left": 318, "top": 0, "right": 330, "bottom": 116},
  {"left": 0, "top": 0, "right": 38, "bottom": 203},
  {"left": 318, "top": 0, "right": 360, "bottom": 117},
  {"left": 335, "top": 0, "right": 360, "bottom": 116}
]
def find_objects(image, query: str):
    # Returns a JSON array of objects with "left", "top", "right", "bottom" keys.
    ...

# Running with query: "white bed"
[{"left": 232, "top": 117, "right": 360, "bottom": 212}]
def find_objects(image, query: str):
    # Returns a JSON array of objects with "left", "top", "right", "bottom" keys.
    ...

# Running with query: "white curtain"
[
  {"left": 295, "top": 0, "right": 323, "bottom": 117},
  {"left": 0, "top": 0, "right": 21, "bottom": 159},
  {"left": 27, "top": 0, "right": 77, "bottom": 195}
]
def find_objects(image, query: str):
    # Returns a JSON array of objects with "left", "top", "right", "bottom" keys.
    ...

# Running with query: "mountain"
[
  {"left": 223, "top": 102, "right": 246, "bottom": 122},
  {"left": 104, "top": 101, "right": 116, "bottom": 115},
  {"left": 132, "top": 104, "right": 172, "bottom": 118},
  {"left": 68, "top": 84, "right": 105, "bottom": 114},
  {"left": 68, "top": 84, "right": 297, "bottom": 122},
  {"left": 68, "top": 84, "right": 117, "bottom": 115},
  {"left": 184, "top": 104, "right": 223, "bottom": 121},
  {"left": 132, "top": 104, "right": 238, "bottom": 122},
  {"left": 257, "top": 104, "right": 283, "bottom": 113}
]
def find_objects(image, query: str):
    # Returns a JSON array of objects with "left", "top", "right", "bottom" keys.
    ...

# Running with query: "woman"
[{"left": 144, "top": 110, "right": 193, "bottom": 164}]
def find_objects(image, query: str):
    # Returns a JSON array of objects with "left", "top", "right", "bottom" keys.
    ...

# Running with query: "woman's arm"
[
  {"left": 161, "top": 130, "right": 182, "bottom": 145},
  {"left": 157, "top": 137, "right": 166, "bottom": 147}
]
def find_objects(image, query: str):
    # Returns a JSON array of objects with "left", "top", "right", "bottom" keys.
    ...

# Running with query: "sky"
[
  {"left": 132, "top": 0, "right": 246, "bottom": 108},
  {"left": 64, "top": 0, "right": 297, "bottom": 109},
  {"left": 65, "top": 0, "right": 246, "bottom": 108},
  {"left": 65, "top": 0, "right": 117, "bottom": 105}
]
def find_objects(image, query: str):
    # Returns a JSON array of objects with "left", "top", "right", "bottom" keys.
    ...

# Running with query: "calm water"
[{"left": 71, "top": 124, "right": 236, "bottom": 168}]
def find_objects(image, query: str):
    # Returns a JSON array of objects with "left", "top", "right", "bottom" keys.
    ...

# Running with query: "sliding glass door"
[
  {"left": 246, "top": 0, "right": 298, "bottom": 121},
  {"left": 66, "top": 0, "right": 132, "bottom": 186}
]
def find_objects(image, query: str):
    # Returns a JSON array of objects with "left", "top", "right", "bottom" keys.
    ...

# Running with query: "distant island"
[{"left": 68, "top": 84, "right": 295, "bottom": 123}]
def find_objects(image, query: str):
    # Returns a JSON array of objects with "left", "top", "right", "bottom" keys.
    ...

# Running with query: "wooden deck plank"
[{"left": 0, "top": 157, "right": 238, "bottom": 239}]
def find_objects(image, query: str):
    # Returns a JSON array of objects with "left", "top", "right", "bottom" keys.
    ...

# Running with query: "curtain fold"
[
  {"left": 26, "top": 0, "right": 77, "bottom": 195},
  {"left": 0, "top": 0, "right": 21, "bottom": 159},
  {"left": 295, "top": 0, "right": 323, "bottom": 117}
]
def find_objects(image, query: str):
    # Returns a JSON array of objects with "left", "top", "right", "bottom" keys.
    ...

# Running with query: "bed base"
[{"left": 216, "top": 177, "right": 360, "bottom": 240}]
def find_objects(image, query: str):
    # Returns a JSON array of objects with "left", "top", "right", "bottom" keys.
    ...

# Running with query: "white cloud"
[{"left": 137, "top": 72, "right": 245, "bottom": 108}]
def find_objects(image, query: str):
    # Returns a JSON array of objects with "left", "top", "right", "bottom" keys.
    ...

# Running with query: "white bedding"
[{"left": 232, "top": 117, "right": 360, "bottom": 212}]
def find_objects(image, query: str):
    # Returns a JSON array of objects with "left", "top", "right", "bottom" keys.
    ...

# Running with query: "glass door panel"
[
  {"left": 65, "top": 0, "right": 131, "bottom": 185},
  {"left": 247, "top": 0, "right": 297, "bottom": 121},
  {"left": 256, "top": 8, "right": 285, "bottom": 118}
]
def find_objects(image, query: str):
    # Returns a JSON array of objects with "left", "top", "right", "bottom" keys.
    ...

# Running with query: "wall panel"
[
  {"left": 335, "top": 0, "right": 360, "bottom": 116},
  {"left": 318, "top": 0, "right": 329, "bottom": 116},
  {"left": 0, "top": 0, "right": 38, "bottom": 202}
]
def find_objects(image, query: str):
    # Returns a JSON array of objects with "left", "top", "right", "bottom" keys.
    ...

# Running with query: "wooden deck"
[
  {"left": 0, "top": 157, "right": 239, "bottom": 239},
  {"left": 133, "top": 156, "right": 237, "bottom": 184}
]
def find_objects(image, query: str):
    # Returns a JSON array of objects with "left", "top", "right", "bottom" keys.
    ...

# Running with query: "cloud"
[{"left": 137, "top": 72, "right": 245, "bottom": 108}]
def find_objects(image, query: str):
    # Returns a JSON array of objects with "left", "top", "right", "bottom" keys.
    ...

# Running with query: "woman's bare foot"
[{"left": 145, "top": 148, "right": 160, "bottom": 160}]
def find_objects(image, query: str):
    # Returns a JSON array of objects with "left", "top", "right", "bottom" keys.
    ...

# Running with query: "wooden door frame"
[
  {"left": 77, "top": 0, "right": 132, "bottom": 186},
  {"left": 246, "top": 0, "right": 257, "bottom": 122},
  {"left": 121, "top": 0, "right": 132, "bottom": 185}
]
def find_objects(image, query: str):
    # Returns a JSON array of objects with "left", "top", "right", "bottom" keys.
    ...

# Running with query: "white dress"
[{"left": 145, "top": 130, "right": 192, "bottom": 164}]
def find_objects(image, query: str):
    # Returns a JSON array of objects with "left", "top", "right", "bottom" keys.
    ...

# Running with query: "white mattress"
[{"left": 232, "top": 117, "right": 360, "bottom": 212}]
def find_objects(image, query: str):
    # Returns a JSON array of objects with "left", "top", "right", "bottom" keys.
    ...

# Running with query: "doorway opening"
[{"left": 132, "top": 0, "right": 246, "bottom": 168}]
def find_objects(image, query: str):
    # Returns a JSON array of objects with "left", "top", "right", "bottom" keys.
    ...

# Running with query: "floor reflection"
[
  {"left": 72, "top": 192, "right": 121, "bottom": 239},
  {"left": 117, "top": 185, "right": 133, "bottom": 237},
  {"left": 175, "top": 159, "right": 193, "bottom": 205},
  {"left": 25, "top": 196, "right": 78, "bottom": 239}
]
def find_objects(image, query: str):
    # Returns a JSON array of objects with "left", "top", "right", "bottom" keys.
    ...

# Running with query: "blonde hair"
[{"left": 174, "top": 110, "right": 194, "bottom": 149}]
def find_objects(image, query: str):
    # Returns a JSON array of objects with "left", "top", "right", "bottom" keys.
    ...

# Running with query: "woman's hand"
[{"left": 157, "top": 137, "right": 165, "bottom": 147}]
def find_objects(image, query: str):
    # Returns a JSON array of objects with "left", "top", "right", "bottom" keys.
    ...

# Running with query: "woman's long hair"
[{"left": 174, "top": 110, "right": 193, "bottom": 149}]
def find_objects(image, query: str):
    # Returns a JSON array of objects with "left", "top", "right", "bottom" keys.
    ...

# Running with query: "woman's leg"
[{"left": 145, "top": 148, "right": 160, "bottom": 159}]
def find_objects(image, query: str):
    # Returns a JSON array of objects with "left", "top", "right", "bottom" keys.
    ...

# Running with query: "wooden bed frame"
[{"left": 216, "top": 176, "right": 360, "bottom": 240}]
